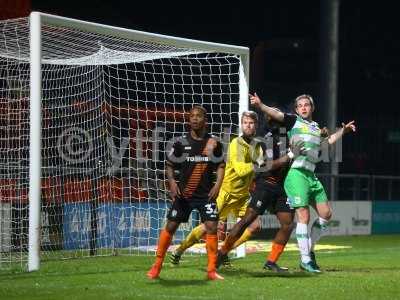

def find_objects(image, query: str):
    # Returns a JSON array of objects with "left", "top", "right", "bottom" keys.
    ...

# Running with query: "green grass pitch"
[{"left": 1, "top": 235, "right": 399, "bottom": 300}]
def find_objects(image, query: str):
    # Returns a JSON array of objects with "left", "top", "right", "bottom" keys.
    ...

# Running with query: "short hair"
[
  {"left": 241, "top": 110, "right": 258, "bottom": 124},
  {"left": 294, "top": 94, "right": 314, "bottom": 109},
  {"left": 190, "top": 105, "right": 207, "bottom": 119}
]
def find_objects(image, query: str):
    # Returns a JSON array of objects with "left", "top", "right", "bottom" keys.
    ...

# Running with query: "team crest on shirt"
[
  {"left": 171, "top": 209, "right": 177, "bottom": 217},
  {"left": 256, "top": 200, "right": 262, "bottom": 208},
  {"left": 300, "top": 124, "right": 309, "bottom": 133}
]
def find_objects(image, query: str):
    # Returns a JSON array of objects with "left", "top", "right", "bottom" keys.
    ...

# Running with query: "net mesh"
[{"left": 0, "top": 16, "right": 243, "bottom": 270}]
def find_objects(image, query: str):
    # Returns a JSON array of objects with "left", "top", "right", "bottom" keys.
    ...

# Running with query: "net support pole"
[
  {"left": 28, "top": 11, "right": 42, "bottom": 272},
  {"left": 320, "top": 0, "right": 339, "bottom": 201}
]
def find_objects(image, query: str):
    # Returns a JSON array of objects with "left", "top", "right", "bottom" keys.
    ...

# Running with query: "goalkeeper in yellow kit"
[{"left": 169, "top": 111, "right": 263, "bottom": 265}]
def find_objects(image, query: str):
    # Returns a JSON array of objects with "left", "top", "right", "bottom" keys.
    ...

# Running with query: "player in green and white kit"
[{"left": 250, "top": 93, "right": 356, "bottom": 273}]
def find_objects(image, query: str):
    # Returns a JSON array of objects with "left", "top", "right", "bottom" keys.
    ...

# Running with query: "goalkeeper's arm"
[{"left": 230, "top": 139, "right": 256, "bottom": 177}]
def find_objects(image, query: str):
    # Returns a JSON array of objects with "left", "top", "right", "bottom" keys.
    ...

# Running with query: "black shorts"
[
  {"left": 167, "top": 197, "right": 218, "bottom": 223},
  {"left": 249, "top": 181, "right": 294, "bottom": 215}
]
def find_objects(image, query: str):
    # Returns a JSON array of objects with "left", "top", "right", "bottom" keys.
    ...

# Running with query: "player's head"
[
  {"left": 189, "top": 105, "right": 207, "bottom": 131},
  {"left": 294, "top": 94, "right": 314, "bottom": 120},
  {"left": 241, "top": 110, "right": 258, "bottom": 138}
]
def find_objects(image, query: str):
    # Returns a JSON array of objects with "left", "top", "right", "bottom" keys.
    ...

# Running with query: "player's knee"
[
  {"left": 248, "top": 220, "right": 261, "bottom": 234},
  {"left": 319, "top": 207, "right": 332, "bottom": 221},
  {"left": 317, "top": 202, "right": 332, "bottom": 221},
  {"left": 241, "top": 214, "right": 257, "bottom": 229},
  {"left": 204, "top": 222, "right": 218, "bottom": 234},
  {"left": 217, "top": 221, "right": 226, "bottom": 232},
  {"left": 165, "top": 221, "right": 179, "bottom": 234},
  {"left": 236, "top": 218, "right": 249, "bottom": 230},
  {"left": 296, "top": 207, "right": 310, "bottom": 224},
  {"left": 217, "top": 221, "right": 227, "bottom": 239},
  {"left": 281, "top": 222, "right": 294, "bottom": 234},
  {"left": 323, "top": 209, "right": 332, "bottom": 221}
]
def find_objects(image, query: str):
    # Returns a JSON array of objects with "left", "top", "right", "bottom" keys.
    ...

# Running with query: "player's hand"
[
  {"left": 208, "top": 185, "right": 220, "bottom": 201},
  {"left": 342, "top": 120, "right": 356, "bottom": 134},
  {"left": 290, "top": 140, "right": 306, "bottom": 158},
  {"left": 169, "top": 180, "right": 181, "bottom": 201},
  {"left": 252, "top": 154, "right": 265, "bottom": 168},
  {"left": 249, "top": 92, "right": 262, "bottom": 108},
  {"left": 320, "top": 126, "right": 330, "bottom": 138}
]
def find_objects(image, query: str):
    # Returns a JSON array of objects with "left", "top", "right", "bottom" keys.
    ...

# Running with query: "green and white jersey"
[{"left": 285, "top": 114, "right": 321, "bottom": 173}]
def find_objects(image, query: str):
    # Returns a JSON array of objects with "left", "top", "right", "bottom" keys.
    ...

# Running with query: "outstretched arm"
[
  {"left": 249, "top": 92, "right": 285, "bottom": 123},
  {"left": 262, "top": 140, "right": 305, "bottom": 171},
  {"left": 266, "top": 154, "right": 292, "bottom": 171},
  {"left": 328, "top": 120, "right": 356, "bottom": 145}
]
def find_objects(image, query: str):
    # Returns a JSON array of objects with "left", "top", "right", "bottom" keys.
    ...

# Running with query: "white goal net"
[{"left": 0, "top": 13, "right": 249, "bottom": 270}]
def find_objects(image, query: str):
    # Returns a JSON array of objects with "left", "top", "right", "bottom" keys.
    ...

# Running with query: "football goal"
[{"left": 0, "top": 12, "right": 249, "bottom": 271}]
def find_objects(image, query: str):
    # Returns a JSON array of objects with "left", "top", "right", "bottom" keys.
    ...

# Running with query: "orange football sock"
[
  {"left": 206, "top": 234, "right": 218, "bottom": 273},
  {"left": 154, "top": 229, "right": 173, "bottom": 266},
  {"left": 267, "top": 242, "right": 285, "bottom": 263}
]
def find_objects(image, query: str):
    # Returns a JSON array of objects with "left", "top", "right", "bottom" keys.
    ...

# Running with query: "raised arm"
[
  {"left": 328, "top": 120, "right": 356, "bottom": 145},
  {"left": 249, "top": 92, "right": 285, "bottom": 123}
]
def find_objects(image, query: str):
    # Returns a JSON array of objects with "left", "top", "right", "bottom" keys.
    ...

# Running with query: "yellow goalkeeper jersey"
[{"left": 220, "top": 136, "right": 263, "bottom": 198}]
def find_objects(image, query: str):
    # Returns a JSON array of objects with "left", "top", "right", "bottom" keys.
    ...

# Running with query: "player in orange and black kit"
[
  {"left": 147, "top": 106, "right": 225, "bottom": 281},
  {"left": 251, "top": 118, "right": 295, "bottom": 272},
  {"left": 218, "top": 111, "right": 305, "bottom": 272}
]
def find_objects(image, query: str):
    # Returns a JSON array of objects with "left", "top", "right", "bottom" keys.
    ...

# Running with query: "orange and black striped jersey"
[
  {"left": 166, "top": 133, "right": 224, "bottom": 200},
  {"left": 255, "top": 127, "right": 290, "bottom": 186}
]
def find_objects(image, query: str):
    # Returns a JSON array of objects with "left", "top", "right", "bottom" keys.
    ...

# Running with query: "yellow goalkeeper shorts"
[{"left": 216, "top": 189, "right": 249, "bottom": 222}]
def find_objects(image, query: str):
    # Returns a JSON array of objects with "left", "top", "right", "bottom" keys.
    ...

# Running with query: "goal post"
[
  {"left": 28, "top": 11, "right": 43, "bottom": 272},
  {"left": 0, "top": 11, "right": 250, "bottom": 271}
]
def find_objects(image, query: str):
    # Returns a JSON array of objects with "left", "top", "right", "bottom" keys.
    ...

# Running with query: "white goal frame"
[{"left": 27, "top": 11, "right": 250, "bottom": 271}]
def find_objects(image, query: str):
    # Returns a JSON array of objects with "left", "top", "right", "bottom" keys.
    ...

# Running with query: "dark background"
[{"left": 3, "top": 0, "right": 400, "bottom": 176}]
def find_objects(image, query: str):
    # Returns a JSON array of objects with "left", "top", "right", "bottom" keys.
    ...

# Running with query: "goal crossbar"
[{"left": 39, "top": 12, "right": 250, "bottom": 78}]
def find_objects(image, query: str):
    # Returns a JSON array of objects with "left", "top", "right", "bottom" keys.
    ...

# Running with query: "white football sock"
[{"left": 296, "top": 222, "right": 311, "bottom": 264}]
